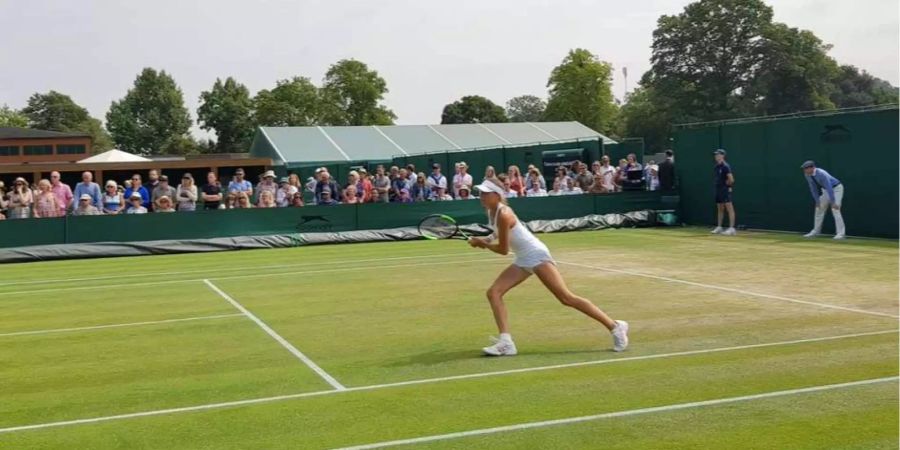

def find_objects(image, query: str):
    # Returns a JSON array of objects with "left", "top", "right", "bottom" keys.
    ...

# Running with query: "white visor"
[{"left": 475, "top": 180, "right": 505, "bottom": 196}]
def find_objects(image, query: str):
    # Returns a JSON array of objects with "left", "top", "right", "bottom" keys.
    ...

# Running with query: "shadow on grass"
[{"left": 381, "top": 347, "right": 610, "bottom": 368}]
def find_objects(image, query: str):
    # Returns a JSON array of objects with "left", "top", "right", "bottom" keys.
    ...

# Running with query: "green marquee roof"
[{"left": 250, "top": 122, "right": 615, "bottom": 165}]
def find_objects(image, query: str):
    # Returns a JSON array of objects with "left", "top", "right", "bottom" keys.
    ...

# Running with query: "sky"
[{"left": 1, "top": 0, "right": 897, "bottom": 139}]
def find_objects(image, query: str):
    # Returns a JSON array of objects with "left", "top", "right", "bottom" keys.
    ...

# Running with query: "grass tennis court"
[{"left": 0, "top": 227, "right": 897, "bottom": 449}]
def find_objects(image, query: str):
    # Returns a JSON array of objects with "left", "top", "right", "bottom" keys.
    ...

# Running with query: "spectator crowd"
[{"left": 0, "top": 152, "right": 674, "bottom": 219}]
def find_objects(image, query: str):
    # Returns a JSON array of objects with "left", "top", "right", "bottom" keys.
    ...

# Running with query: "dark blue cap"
[
  {"left": 800, "top": 160, "right": 815, "bottom": 169},
  {"left": 713, "top": 149, "right": 726, "bottom": 156}
]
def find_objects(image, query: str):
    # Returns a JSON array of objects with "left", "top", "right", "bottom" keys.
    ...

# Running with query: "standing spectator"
[
  {"left": 256, "top": 170, "right": 278, "bottom": 205},
  {"left": 126, "top": 192, "right": 147, "bottom": 214},
  {"left": 306, "top": 174, "right": 319, "bottom": 204},
  {"left": 411, "top": 172, "right": 431, "bottom": 202},
  {"left": 589, "top": 173, "right": 607, "bottom": 193},
  {"left": 452, "top": 162, "right": 473, "bottom": 198},
  {"left": 551, "top": 167, "right": 576, "bottom": 195},
  {"left": 372, "top": 165, "right": 391, "bottom": 203},
  {"left": 507, "top": 165, "right": 525, "bottom": 198},
  {"left": 288, "top": 173, "right": 302, "bottom": 192},
  {"left": 33, "top": 179, "right": 61, "bottom": 218},
  {"left": 290, "top": 192, "right": 305, "bottom": 207},
  {"left": 8, "top": 177, "right": 33, "bottom": 219},
  {"left": 801, "top": 161, "right": 846, "bottom": 239},
  {"left": 156, "top": 196, "right": 176, "bottom": 212},
  {"left": 574, "top": 162, "right": 594, "bottom": 192},
  {"left": 405, "top": 164, "right": 417, "bottom": 187},
  {"left": 658, "top": 150, "right": 676, "bottom": 192},
  {"left": 357, "top": 168, "right": 373, "bottom": 202},
  {"left": 72, "top": 171, "right": 101, "bottom": 210},
  {"left": 176, "top": 173, "right": 198, "bottom": 211},
  {"left": 597, "top": 156, "right": 617, "bottom": 193},
  {"left": 146, "top": 169, "right": 160, "bottom": 193},
  {"left": 125, "top": 174, "right": 151, "bottom": 210},
  {"left": 235, "top": 192, "right": 253, "bottom": 209},
  {"left": 276, "top": 177, "right": 298, "bottom": 207},
  {"left": 223, "top": 192, "right": 238, "bottom": 209},
  {"left": 711, "top": 149, "right": 736, "bottom": 235},
  {"left": 102, "top": 181, "right": 125, "bottom": 214},
  {"left": 430, "top": 186, "right": 452, "bottom": 201},
  {"left": 483, "top": 165, "right": 497, "bottom": 182},
  {"left": 425, "top": 163, "right": 447, "bottom": 193},
  {"left": 201, "top": 172, "right": 222, "bottom": 210},
  {"left": 647, "top": 164, "right": 660, "bottom": 191},
  {"left": 73, "top": 194, "right": 101, "bottom": 215},
  {"left": 525, "top": 168, "right": 548, "bottom": 197},
  {"left": 391, "top": 168, "right": 409, "bottom": 201},
  {"left": 227, "top": 168, "right": 253, "bottom": 199},
  {"left": 315, "top": 171, "right": 341, "bottom": 204},
  {"left": 496, "top": 173, "right": 518, "bottom": 198},
  {"left": 396, "top": 188, "right": 413, "bottom": 203},
  {"left": 49, "top": 171, "right": 73, "bottom": 216},
  {"left": 258, "top": 190, "right": 277, "bottom": 208},
  {"left": 152, "top": 175, "right": 177, "bottom": 210},
  {"left": 343, "top": 185, "right": 362, "bottom": 204}
]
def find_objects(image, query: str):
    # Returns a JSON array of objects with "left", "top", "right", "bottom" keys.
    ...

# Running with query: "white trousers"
[{"left": 813, "top": 184, "right": 845, "bottom": 236}]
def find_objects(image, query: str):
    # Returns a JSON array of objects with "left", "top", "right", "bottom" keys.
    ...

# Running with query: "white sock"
[{"left": 499, "top": 333, "right": 513, "bottom": 342}]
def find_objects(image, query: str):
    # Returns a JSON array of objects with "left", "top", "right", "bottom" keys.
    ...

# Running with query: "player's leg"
[
  {"left": 532, "top": 262, "right": 628, "bottom": 351},
  {"left": 832, "top": 185, "right": 846, "bottom": 239},
  {"left": 724, "top": 201, "right": 737, "bottom": 234},
  {"left": 482, "top": 265, "right": 530, "bottom": 356},
  {"left": 713, "top": 203, "right": 725, "bottom": 233}
]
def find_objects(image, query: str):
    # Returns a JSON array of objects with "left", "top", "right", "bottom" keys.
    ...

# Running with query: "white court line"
[
  {"left": 203, "top": 279, "right": 346, "bottom": 391},
  {"left": 334, "top": 376, "right": 900, "bottom": 449},
  {"left": 557, "top": 260, "right": 900, "bottom": 319},
  {"left": 0, "top": 313, "right": 243, "bottom": 338},
  {"left": 0, "top": 329, "right": 893, "bottom": 434},
  {"left": 0, "top": 257, "right": 500, "bottom": 298},
  {"left": 0, "top": 252, "right": 477, "bottom": 288}
]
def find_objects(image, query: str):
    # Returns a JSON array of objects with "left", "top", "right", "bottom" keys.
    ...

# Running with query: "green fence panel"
[
  {"left": 673, "top": 126, "right": 721, "bottom": 226},
  {"left": 356, "top": 200, "right": 486, "bottom": 230},
  {"left": 0, "top": 217, "right": 66, "bottom": 248},
  {"left": 592, "top": 191, "right": 666, "bottom": 215},
  {"left": 509, "top": 195, "right": 596, "bottom": 221}
]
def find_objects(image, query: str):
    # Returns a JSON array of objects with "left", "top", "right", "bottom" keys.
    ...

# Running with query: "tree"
[
  {"left": 198, "top": 77, "right": 254, "bottom": 153},
  {"left": 20, "top": 91, "right": 114, "bottom": 152},
  {"left": 320, "top": 59, "right": 395, "bottom": 126},
  {"left": 0, "top": 105, "right": 28, "bottom": 128},
  {"left": 441, "top": 95, "right": 508, "bottom": 124},
  {"left": 830, "top": 65, "right": 899, "bottom": 108},
  {"left": 106, "top": 68, "right": 193, "bottom": 155},
  {"left": 647, "top": 0, "right": 773, "bottom": 118},
  {"left": 252, "top": 77, "right": 321, "bottom": 127},
  {"left": 543, "top": 49, "right": 618, "bottom": 134},
  {"left": 750, "top": 23, "right": 839, "bottom": 115},
  {"left": 505, "top": 95, "right": 546, "bottom": 122},
  {"left": 618, "top": 87, "right": 676, "bottom": 153}
]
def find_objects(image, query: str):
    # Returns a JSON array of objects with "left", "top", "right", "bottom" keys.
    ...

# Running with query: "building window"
[
  {"left": 57, "top": 144, "right": 87, "bottom": 155},
  {"left": 0, "top": 146, "right": 19, "bottom": 156},
  {"left": 23, "top": 145, "right": 53, "bottom": 156}
]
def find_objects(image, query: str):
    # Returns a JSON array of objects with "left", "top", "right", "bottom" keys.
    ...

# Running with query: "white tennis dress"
[{"left": 489, "top": 205, "right": 554, "bottom": 272}]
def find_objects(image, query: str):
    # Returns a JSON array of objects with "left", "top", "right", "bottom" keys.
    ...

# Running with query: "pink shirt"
[{"left": 51, "top": 182, "right": 73, "bottom": 214}]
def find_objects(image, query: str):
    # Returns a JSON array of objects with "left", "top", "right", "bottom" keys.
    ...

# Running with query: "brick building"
[{"left": 0, "top": 127, "right": 93, "bottom": 164}]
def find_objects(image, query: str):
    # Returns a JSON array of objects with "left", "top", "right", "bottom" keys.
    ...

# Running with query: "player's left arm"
[
  {"left": 470, "top": 209, "right": 512, "bottom": 255},
  {"left": 725, "top": 167, "right": 734, "bottom": 187}
]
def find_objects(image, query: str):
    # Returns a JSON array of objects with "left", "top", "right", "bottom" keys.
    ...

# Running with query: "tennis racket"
[{"left": 418, "top": 214, "right": 471, "bottom": 240}]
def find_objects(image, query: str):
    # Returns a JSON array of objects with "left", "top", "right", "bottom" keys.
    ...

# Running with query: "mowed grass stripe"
[
  {"left": 1, "top": 333, "right": 894, "bottom": 448},
  {"left": 0, "top": 313, "right": 243, "bottom": 338}
]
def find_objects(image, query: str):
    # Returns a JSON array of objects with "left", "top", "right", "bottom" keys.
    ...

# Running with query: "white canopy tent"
[{"left": 78, "top": 149, "right": 151, "bottom": 163}]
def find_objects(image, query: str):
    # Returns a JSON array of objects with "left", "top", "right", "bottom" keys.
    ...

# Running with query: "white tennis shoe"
[
  {"left": 803, "top": 231, "right": 820, "bottom": 238},
  {"left": 722, "top": 227, "right": 737, "bottom": 236},
  {"left": 612, "top": 320, "right": 629, "bottom": 352},
  {"left": 711, "top": 227, "right": 724, "bottom": 234},
  {"left": 833, "top": 233, "right": 846, "bottom": 240},
  {"left": 483, "top": 336, "right": 517, "bottom": 356}
]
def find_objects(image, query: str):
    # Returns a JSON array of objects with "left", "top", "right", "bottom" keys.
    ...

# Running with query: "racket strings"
[{"left": 419, "top": 216, "right": 458, "bottom": 239}]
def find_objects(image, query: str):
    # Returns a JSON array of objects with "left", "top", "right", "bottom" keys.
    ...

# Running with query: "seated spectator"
[
  {"left": 290, "top": 192, "right": 305, "bottom": 207},
  {"left": 315, "top": 171, "right": 341, "bottom": 204},
  {"left": 397, "top": 188, "right": 414, "bottom": 203},
  {"left": 507, "top": 165, "right": 525, "bottom": 197},
  {"left": 156, "top": 195, "right": 176, "bottom": 213},
  {"left": 497, "top": 173, "right": 518, "bottom": 198},
  {"left": 453, "top": 162, "right": 473, "bottom": 198},
  {"left": 574, "top": 162, "right": 594, "bottom": 192},
  {"left": 276, "top": 177, "right": 298, "bottom": 207},
  {"left": 425, "top": 163, "right": 447, "bottom": 194},
  {"left": 391, "top": 168, "right": 409, "bottom": 201},
  {"left": 288, "top": 173, "right": 302, "bottom": 192},
  {"left": 152, "top": 175, "right": 177, "bottom": 211},
  {"left": 202, "top": 172, "right": 222, "bottom": 210},
  {"left": 258, "top": 190, "right": 277, "bottom": 208},
  {"left": 430, "top": 186, "right": 452, "bottom": 201},
  {"left": 483, "top": 165, "right": 496, "bottom": 182},
  {"left": 550, "top": 167, "right": 577, "bottom": 195},
  {"left": 125, "top": 174, "right": 150, "bottom": 210},
  {"left": 223, "top": 192, "right": 238, "bottom": 209},
  {"left": 357, "top": 168, "right": 373, "bottom": 202},
  {"left": 227, "top": 168, "right": 253, "bottom": 199},
  {"left": 456, "top": 186, "right": 475, "bottom": 200},
  {"left": 256, "top": 170, "right": 278, "bottom": 205},
  {"left": 126, "top": 192, "right": 148, "bottom": 214},
  {"left": 343, "top": 185, "right": 362, "bottom": 204},
  {"left": 525, "top": 168, "right": 548, "bottom": 197},
  {"left": 176, "top": 173, "right": 198, "bottom": 211},
  {"left": 73, "top": 194, "right": 101, "bottom": 216},
  {"left": 597, "top": 156, "right": 617, "bottom": 193},
  {"left": 8, "top": 177, "right": 33, "bottom": 219},
  {"left": 33, "top": 179, "right": 61, "bottom": 218},
  {"left": 236, "top": 192, "right": 253, "bottom": 208},
  {"left": 318, "top": 187, "right": 338, "bottom": 206},
  {"left": 102, "top": 180, "right": 125, "bottom": 214},
  {"left": 372, "top": 165, "right": 391, "bottom": 203},
  {"left": 411, "top": 172, "right": 431, "bottom": 202},
  {"left": 588, "top": 173, "right": 607, "bottom": 194},
  {"left": 622, "top": 153, "right": 645, "bottom": 190}
]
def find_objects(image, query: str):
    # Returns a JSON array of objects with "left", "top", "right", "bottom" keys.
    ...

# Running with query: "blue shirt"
[
  {"left": 72, "top": 182, "right": 102, "bottom": 209},
  {"left": 228, "top": 179, "right": 253, "bottom": 193},
  {"left": 124, "top": 186, "right": 150, "bottom": 209},
  {"left": 714, "top": 162, "right": 732, "bottom": 187},
  {"left": 806, "top": 168, "right": 841, "bottom": 203}
]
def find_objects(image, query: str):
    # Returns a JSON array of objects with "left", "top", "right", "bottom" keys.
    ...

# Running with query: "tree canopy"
[
  {"left": 21, "top": 91, "right": 113, "bottom": 152},
  {"left": 198, "top": 77, "right": 254, "bottom": 153},
  {"left": 320, "top": 59, "right": 395, "bottom": 126},
  {"left": 441, "top": 95, "right": 508, "bottom": 124},
  {"left": 505, "top": 95, "right": 546, "bottom": 122},
  {"left": 544, "top": 48, "right": 618, "bottom": 134}
]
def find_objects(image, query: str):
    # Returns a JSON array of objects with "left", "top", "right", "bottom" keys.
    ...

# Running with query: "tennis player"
[{"left": 468, "top": 178, "right": 629, "bottom": 356}]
